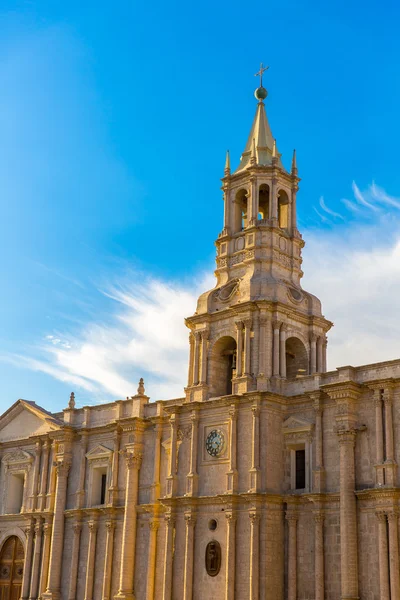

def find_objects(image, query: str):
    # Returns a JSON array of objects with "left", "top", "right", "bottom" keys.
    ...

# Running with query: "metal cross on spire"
[{"left": 255, "top": 62, "right": 269, "bottom": 87}]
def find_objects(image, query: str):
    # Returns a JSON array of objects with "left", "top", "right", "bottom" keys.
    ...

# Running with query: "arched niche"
[
  {"left": 233, "top": 189, "right": 248, "bottom": 233},
  {"left": 278, "top": 189, "right": 289, "bottom": 229},
  {"left": 258, "top": 183, "right": 270, "bottom": 220},
  {"left": 208, "top": 336, "right": 237, "bottom": 397},
  {"left": 285, "top": 337, "right": 309, "bottom": 378}
]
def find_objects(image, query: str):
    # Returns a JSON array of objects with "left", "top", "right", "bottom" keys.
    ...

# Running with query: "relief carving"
[{"left": 205, "top": 540, "right": 221, "bottom": 577}]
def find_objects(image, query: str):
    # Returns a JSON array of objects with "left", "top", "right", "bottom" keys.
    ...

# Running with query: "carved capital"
[
  {"left": 249, "top": 511, "right": 260, "bottom": 524},
  {"left": 87, "top": 519, "right": 98, "bottom": 533},
  {"left": 106, "top": 519, "right": 116, "bottom": 531},
  {"left": 228, "top": 404, "right": 237, "bottom": 420},
  {"left": 313, "top": 512, "right": 325, "bottom": 525},
  {"left": 149, "top": 520, "right": 160, "bottom": 532},
  {"left": 387, "top": 511, "right": 398, "bottom": 524},
  {"left": 193, "top": 331, "right": 202, "bottom": 342},
  {"left": 243, "top": 318, "right": 252, "bottom": 330},
  {"left": 184, "top": 513, "right": 197, "bottom": 528},
  {"left": 251, "top": 404, "right": 260, "bottom": 417},
  {"left": 55, "top": 460, "right": 71, "bottom": 478},
  {"left": 73, "top": 521, "right": 82, "bottom": 535},
  {"left": 285, "top": 512, "right": 298, "bottom": 523},
  {"left": 310, "top": 332, "right": 318, "bottom": 343},
  {"left": 272, "top": 320, "right": 282, "bottom": 331},
  {"left": 225, "top": 512, "right": 237, "bottom": 524},
  {"left": 201, "top": 330, "right": 209, "bottom": 342},
  {"left": 24, "top": 525, "right": 34, "bottom": 539},
  {"left": 259, "top": 313, "right": 269, "bottom": 326},
  {"left": 235, "top": 320, "right": 243, "bottom": 331},
  {"left": 164, "top": 513, "right": 176, "bottom": 527},
  {"left": 43, "top": 523, "right": 52, "bottom": 538},
  {"left": 125, "top": 451, "right": 143, "bottom": 470},
  {"left": 376, "top": 510, "right": 387, "bottom": 523}
]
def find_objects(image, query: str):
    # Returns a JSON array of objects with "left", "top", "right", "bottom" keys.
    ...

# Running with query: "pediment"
[
  {"left": 0, "top": 400, "right": 62, "bottom": 443},
  {"left": 283, "top": 416, "right": 314, "bottom": 433},
  {"left": 2, "top": 450, "right": 33, "bottom": 465},
  {"left": 86, "top": 444, "right": 113, "bottom": 460}
]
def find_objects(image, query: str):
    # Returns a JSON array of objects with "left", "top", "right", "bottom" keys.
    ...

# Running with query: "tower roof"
[{"left": 234, "top": 80, "right": 285, "bottom": 174}]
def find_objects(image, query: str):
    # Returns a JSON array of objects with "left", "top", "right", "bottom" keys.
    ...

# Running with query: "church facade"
[{"left": 0, "top": 79, "right": 400, "bottom": 600}]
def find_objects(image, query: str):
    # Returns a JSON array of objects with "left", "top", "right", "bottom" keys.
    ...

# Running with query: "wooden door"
[{"left": 0, "top": 536, "right": 24, "bottom": 600}]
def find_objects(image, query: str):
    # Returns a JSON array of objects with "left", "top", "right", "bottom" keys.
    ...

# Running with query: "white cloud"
[
  {"left": 4, "top": 182, "right": 400, "bottom": 404},
  {"left": 319, "top": 196, "right": 345, "bottom": 220}
]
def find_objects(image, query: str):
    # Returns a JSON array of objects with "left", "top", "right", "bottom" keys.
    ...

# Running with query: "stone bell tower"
[{"left": 185, "top": 67, "right": 332, "bottom": 402}]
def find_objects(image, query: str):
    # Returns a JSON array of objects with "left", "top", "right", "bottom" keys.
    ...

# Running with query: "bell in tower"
[{"left": 185, "top": 66, "right": 332, "bottom": 402}]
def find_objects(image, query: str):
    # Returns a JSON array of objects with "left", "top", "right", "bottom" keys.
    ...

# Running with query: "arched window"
[
  {"left": 208, "top": 336, "right": 237, "bottom": 397},
  {"left": 258, "top": 184, "right": 270, "bottom": 220},
  {"left": 234, "top": 189, "right": 248, "bottom": 232},
  {"left": 285, "top": 337, "right": 309, "bottom": 378},
  {"left": 278, "top": 190, "right": 289, "bottom": 229},
  {"left": 0, "top": 536, "right": 24, "bottom": 598}
]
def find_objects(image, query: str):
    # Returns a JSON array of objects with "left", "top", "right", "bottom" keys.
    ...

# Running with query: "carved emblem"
[
  {"left": 205, "top": 541, "right": 221, "bottom": 577},
  {"left": 212, "top": 278, "right": 240, "bottom": 303}
]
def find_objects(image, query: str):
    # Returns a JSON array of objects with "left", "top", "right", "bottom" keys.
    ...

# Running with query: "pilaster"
[
  {"left": 225, "top": 511, "right": 236, "bottom": 600},
  {"left": 162, "top": 513, "right": 175, "bottom": 600},
  {"left": 84, "top": 518, "right": 98, "bottom": 600},
  {"left": 183, "top": 512, "right": 196, "bottom": 600},
  {"left": 68, "top": 520, "right": 82, "bottom": 600},
  {"left": 249, "top": 510, "right": 260, "bottom": 600},
  {"left": 103, "top": 519, "right": 116, "bottom": 600}
]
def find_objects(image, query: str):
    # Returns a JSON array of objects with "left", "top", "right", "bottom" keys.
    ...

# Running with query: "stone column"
[
  {"left": 166, "top": 414, "right": 178, "bottom": 497},
  {"left": 286, "top": 513, "right": 297, "bottom": 600},
  {"left": 244, "top": 319, "right": 252, "bottom": 376},
  {"left": 115, "top": 450, "right": 142, "bottom": 600},
  {"left": 162, "top": 514, "right": 175, "bottom": 600},
  {"left": 384, "top": 390, "right": 395, "bottom": 462},
  {"left": 317, "top": 337, "right": 323, "bottom": 373},
  {"left": 110, "top": 429, "right": 121, "bottom": 505},
  {"left": 272, "top": 321, "right": 281, "bottom": 377},
  {"left": 38, "top": 439, "right": 50, "bottom": 511},
  {"left": 186, "top": 411, "right": 199, "bottom": 496},
  {"left": 183, "top": 513, "right": 196, "bottom": 600},
  {"left": 388, "top": 511, "right": 400, "bottom": 599},
  {"left": 249, "top": 512, "right": 260, "bottom": 600},
  {"left": 271, "top": 176, "right": 278, "bottom": 221},
  {"left": 249, "top": 404, "right": 260, "bottom": 492},
  {"left": 322, "top": 339, "right": 327, "bottom": 372},
  {"left": 28, "top": 518, "right": 43, "bottom": 600},
  {"left": 258, "top": 314, "right": 267, "bottom": 377},
  {"left": 310, "top": 334, "right": 317, "bottom": 374},
  {"left": 225, "top": 512, "right": 236, "bottom": 600},
  {"left": 102, "top": 520, "right": 116, "bottom": 600},
  {"left": 193, "top": 332, "right": 201, "bottom": 385},
  {"left": 279, "top": 324, "right": 286, "bottom": 378},
  {"left": 43, "top": 460, "right": 71, "bottom": 600},
  {"left": 291, "top": 185, "right": 298, "bottom": 232},
  {"left": 235, "top": 321, "right": 243, "bottom": 377},
  {"left": 39, "top": 521, "right": 52, "bottom": 597},
  {"left": 84, "top": 518, "right": 98, "bottom": 600},
  {"left": 200, "top": 330, "right": 209, "bottom": 384},
  {"left": 376, "top": 511, "right": 390, "bottom": 600},
  {"left": 152, "top": 423, "right": 162, "bottom": 503},
  {"left": 338, "top": 430, "right": 358, "bottom": 600},
  {"left": 188, "top": 333, "right": 194, "bottom": 386},
  {"left": 226, "top": 405, "right": 238, "bottom": 493},
  {"left": 251, "top": 312, "right": 259, "bottom": 379},
  {"left": 68, "top": 520, "right": 82, "bottom": 600},
  {"left": 314, "top": 513, "right": 324, "bottom": 600},
  {"left": 249, "top": 175, "right": 257, "bottom": 225},
  {"left": 31, "top": 440, "right": 42, "bottom": 511},
  {"left": 21, "top": 523, "right": 34, "bottom": 600},
  {"left": 47, "top": 441, "right": 57, "bottom": 512},
  {"left": 76, "top": 432, "right": 88, "bottom": 509},
  {"left": 374, "top": 390, "right": 384, "bottom": 485},
  {"left": 314, "top": 401, "right": 325, "bottom": 491},
  {"left": 146, "top": 520, "right": 159, "bottom": 600}
]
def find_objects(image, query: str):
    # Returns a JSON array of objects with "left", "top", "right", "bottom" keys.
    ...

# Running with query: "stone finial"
[
  {"left": 137, "top": 378, "right": 145, "bottom": 396},
  {"left": 224, "top": 150, "right": 231, "bottom": 176},
  {"left": 291, "top": 149, "right": 298, "bottom": 176},
  {"left": 68, "top": 392, "right": 76, "bottom": 410}
]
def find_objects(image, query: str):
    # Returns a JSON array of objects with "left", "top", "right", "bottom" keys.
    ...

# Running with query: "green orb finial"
[{"left": 254, "top": 86, "right": 268, "bottom": 101}]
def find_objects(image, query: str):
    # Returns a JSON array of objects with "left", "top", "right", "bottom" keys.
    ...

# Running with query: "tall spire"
[{"left": 234, "top": 64, "right": 285, "bottom": 173}]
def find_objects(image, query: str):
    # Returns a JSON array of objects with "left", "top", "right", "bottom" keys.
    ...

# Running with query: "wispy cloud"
[{"left": 319, "top": 196, "right": 345, "bottom": 220}]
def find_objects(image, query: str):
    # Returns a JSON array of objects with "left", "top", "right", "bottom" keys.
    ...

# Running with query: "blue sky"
[{"left": 1, "top": 1, "right": 400, "bottom": 412}]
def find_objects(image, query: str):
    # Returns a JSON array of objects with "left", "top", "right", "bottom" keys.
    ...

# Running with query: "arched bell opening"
[
  {"left": 233, "top": 189, "right": 248, "bottom": 232},
  {"left": 258, "top": 184, "right": 270, "bottom": 220},
  {"left": 278, "top": 189, "right": 289, "bottom": 229},
  {"left": 0, "top": 536, "right": 24, "bottom": 599},
  {"left": 208, "top": 336, "right": 237, "bottom": 397},
  {"left": 285, "top": 337, "right": 309, "bottom": 378}
]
